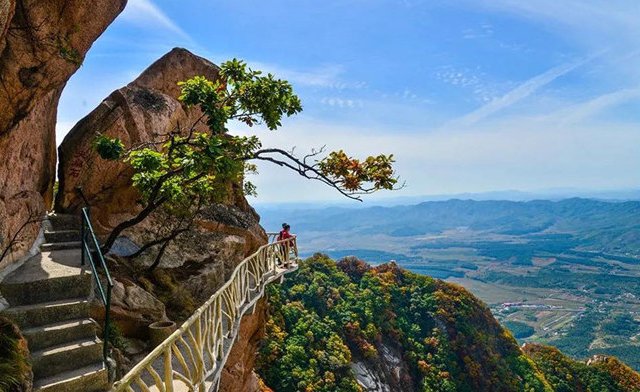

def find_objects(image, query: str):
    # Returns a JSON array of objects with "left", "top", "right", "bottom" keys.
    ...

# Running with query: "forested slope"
[{"left": 256, "top": 255, "right": 640, "bottom": 392}]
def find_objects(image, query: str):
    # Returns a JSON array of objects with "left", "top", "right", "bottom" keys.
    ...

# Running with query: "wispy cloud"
[
  {"left": 120, "top": 0, "right": 192, "bottom": 42},
  {"left": 247, "top": 61, "right": 366, "bottom": 90},
  {"left": 551, "top": 88, "right": 640, "bottom": 125},
  {"left": 462, "top": 23, "right": 494, "bottom": 40},
  {"left": 434, "top": 67, "right": 500, "bottom": 103},
  {"left": 446, "top": 55, "right": 597, "bottom": 127},
  {"left": 467, "top": 0, "right": 640, "bottom": 51}
]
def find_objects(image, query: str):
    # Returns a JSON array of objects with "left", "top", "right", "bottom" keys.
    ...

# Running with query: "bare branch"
[
  {"left": 249, "top": 148, "right": 364, "bottom": 201},
  {"left": 0, "top": 210, "right": 45, "bottom": 263}
]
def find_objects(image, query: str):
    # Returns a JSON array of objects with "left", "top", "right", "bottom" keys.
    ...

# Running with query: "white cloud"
[
  {"left": 434, "top": 67, "right": 499, "bottom": 102},
  {"left": 120, "top": 0, "right": 192, "bottom": 41},
  {"left": 467, "top": 0, "right": 640, "bottom": 53}
]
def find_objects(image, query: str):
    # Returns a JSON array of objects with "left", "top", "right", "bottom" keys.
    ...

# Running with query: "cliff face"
[
  {"left": 0, "top": 0, "right": 126, "bottom": 268},
  {"left": 220, "top": 298, "right": 269, "bottom": 392},
  {"left": 256, "top": 255, "right": 640, "bottom": 392}
]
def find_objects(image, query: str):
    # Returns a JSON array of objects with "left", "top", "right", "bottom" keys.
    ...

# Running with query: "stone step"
[
  {"left": 40, "top": 241, "right": 82, "bottom": 251},
  {"left": 44, "top": 229, "right": 80, "bottom": 243},
  {"left": 0, "top": 273, "right": 91, "bottom": 307},
  {"left": 22, "top": 318, "right": 97, "bottom": 352},
  {"left": 33, "top": 362, "right": 109, "bottom": 392},
  {"left": 47, "top": 213, "right": 81, "bottom": 231},
  {"left": 0, "top": 249, "right": 91, "bottom": 306},
  {"left": 32, "top": 337, "right": 103, "bottom": 379},
  {"left": 2, "top": 299, "right": 90, "bottom": 328}
]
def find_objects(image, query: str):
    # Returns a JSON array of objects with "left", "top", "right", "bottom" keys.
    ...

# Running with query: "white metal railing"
[{"left": 112, "top": 234, "right": 298, "bottom": 392}]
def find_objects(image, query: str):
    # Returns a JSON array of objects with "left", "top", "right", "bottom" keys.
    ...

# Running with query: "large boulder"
[
  {"left": 0, "top": 0, "right": 127, "bottom": 268},
  {"left": 56, "top": 47, "right": 267, "bottom": 294},
  {"left": 55, "top": 47, "right": 221, "bottom": 227},
  {"left": 91, "top": 278, "right": 168, "bottom": 339}
]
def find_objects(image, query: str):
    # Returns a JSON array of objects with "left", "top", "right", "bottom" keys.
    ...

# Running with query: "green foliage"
[
  {"left": 93, "top": 135, "right": 125, "bottom": 160},
  {"left": 56, "top": 36, "right": 82, "bottom": 65},
  {"left": 95, "top": 58, "right": 399, "bottom": 210},
  {"left": 602, "top": 313, "right": 639, "bottom": 337},
  {"left": 92, "top": 57, "right": 399, "bottom": 256},
  {"left": 105, "top": 323, "right": 128, "bottom": 352},
  {"left": 0, "top": 317, "right": 31, "bottom": 391},
  {"left": 524, "top": 344, "right": 640, "bottom": 392},
  {"left": 257, "top": 255, "right": 552, "bottom": 392},
  {"left": 94, "top": 58, "right": 303, "bottom": 215}
]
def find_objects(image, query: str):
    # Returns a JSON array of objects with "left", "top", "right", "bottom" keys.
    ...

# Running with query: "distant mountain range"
[
  {"left": 258, "top": 197, "right": 640, "bottom": 256},
  {"left": 254, "top": 188, "right": 640, "bottom": 210}
]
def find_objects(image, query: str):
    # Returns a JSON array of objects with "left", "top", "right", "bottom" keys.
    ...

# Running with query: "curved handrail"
[{"left": 112, "top": 236, "right": 298, "bottom": 391}]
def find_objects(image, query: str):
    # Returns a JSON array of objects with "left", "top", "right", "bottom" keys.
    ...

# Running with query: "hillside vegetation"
[{"left": 256, "top": 255, "right": 640, "bottom": 392}]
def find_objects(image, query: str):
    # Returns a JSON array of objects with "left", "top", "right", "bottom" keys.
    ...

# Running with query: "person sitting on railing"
[{"left": 277, "top": 223, "right": 297, "bottom": 266}]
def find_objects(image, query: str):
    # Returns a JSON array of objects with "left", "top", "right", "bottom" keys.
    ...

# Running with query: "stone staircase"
[{"left": 0, "top": 213, "right": 109, "bottom": 392}]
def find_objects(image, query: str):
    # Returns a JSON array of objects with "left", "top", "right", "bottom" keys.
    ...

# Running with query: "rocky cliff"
[
  {"left": 56, "top": 47, "right": 269, "bottom": 389},
  {"left": 0, "top": 0, "right": 126, "bottom": 269}
]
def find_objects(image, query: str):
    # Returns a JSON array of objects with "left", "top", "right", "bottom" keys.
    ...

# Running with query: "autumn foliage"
[{"left": 256, "top": 255, "right": 640, "bottom": 392}]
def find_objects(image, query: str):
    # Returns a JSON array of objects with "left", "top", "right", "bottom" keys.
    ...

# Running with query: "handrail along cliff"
[{"left": 112, "top": 234, "right": 299, "bottom": 392}]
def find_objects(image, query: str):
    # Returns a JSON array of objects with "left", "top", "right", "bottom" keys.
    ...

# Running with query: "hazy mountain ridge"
[{"left": 260, "top": 198, "right": 640, "bottom": 257}]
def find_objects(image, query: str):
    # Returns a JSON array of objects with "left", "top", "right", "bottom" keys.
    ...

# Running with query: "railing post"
[
  {"left": 164, "top": 347, "right": 174, "bottom": 392},
  {"left": 80, "top": 217, "right": 85, "bottom": 266},
  {"left": 284, "top": 240, "right": 290, "bottom": 268},
  {"left": 104, "top": 284, "right": 111, "bottom": 361}
]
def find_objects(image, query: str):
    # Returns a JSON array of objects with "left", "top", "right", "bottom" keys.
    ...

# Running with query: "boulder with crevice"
[
  {"left": 0, "top": 0, "right": 127, "bottom": 268},
  {"left": 55, "top": 47, "right": 221, "bottom": 228}
]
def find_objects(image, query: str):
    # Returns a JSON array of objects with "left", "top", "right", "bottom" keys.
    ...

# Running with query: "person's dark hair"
[{"left": 283, "top": 223, "right": 291, "bottom": 230}]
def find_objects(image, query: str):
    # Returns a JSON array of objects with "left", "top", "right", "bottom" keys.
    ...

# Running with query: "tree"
[{"left": 94, "top": 59, "right": 400, "bottom": 259}]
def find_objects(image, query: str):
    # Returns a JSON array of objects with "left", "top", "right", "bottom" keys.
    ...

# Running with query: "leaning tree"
[{"left": 94, "top": 59, "right": 400, "bottom": 269}]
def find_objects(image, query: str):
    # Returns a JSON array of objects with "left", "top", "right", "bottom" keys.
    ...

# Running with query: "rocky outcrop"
[
  {"left": 0, "top": 0, "right": 127, "bottom": 268},
  {"left": 96, "top": 278, "right": 168, "bottom": 339},
  {"left": 56, "top": 48, "right": 266, "bottom": 268},
  {"left": 55, "top": 47, "right": 220, "bottom": 230},
  {"left": 351, "top": 342, "right": 415, "bottom": 392},
  {"left": 55, "top": 48, "right": 267, "bottom": 274}
]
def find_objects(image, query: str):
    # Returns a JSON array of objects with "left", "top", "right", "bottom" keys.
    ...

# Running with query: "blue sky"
[{"left": 57, "top": 0, "right": 640, "bottom": 203}]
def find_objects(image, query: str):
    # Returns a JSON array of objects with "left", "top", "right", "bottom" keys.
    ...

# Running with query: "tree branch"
[{"left": 0, "top": 212, "right": 45, "bottom": 263}]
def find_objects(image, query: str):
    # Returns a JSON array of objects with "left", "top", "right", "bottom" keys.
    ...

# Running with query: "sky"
[{"left": 57, "top": 0, "right": 640, "bottom": 204}]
